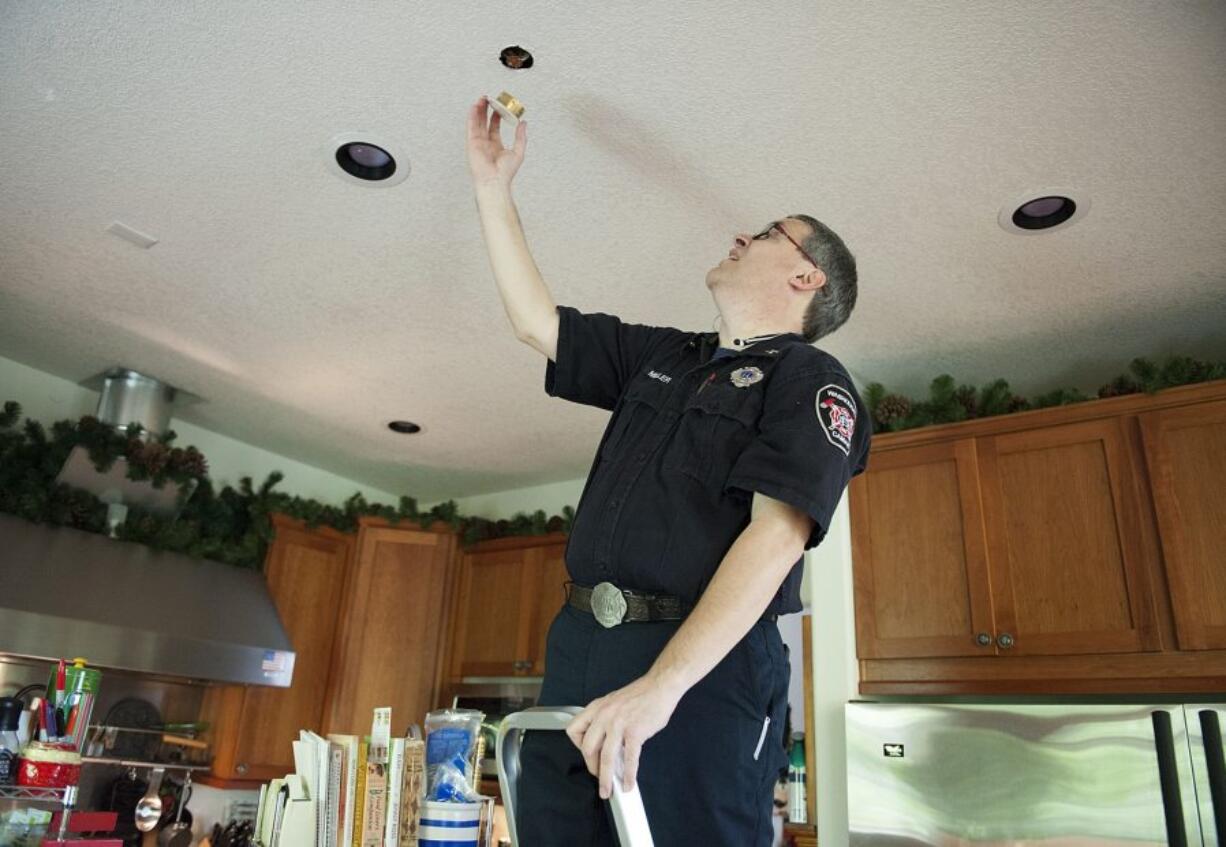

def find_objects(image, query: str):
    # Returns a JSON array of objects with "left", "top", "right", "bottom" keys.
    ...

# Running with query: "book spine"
[
  {"left": 398, "top": 739, "right": 425, "bottom": 847},
  {"left": 383, "top": 738, "right": 405, "bottom": 847},
  {"left": 327, "top": 743, "right": 344, "bottom": 847},
  {"left": 350, "top": 740, "right": 369, "bottom": 847},
  {"left": 360, "top": 761, "right": 387, "bottom": 847}
]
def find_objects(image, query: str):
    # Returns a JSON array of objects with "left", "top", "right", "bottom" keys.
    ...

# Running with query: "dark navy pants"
[{"left": 516, "top": 603, "right": 790, "bottom": 846}]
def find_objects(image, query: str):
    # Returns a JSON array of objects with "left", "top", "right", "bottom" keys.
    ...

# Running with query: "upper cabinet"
[
  {"left": 202, "top": 515, "right": 353, "bottom": 782},
  {"left": 1140, "top": 398, "right": 1226, "bottom": 651},
  {"left": 851, "top": 381, "right": 1226, "bottom": 694},
  {"left": 447, "top": 534, "right": 570, "bottom": 680},
  {"left": 203, "top": 515, "right": 457, "bottom": 784},
  {"left": 976, "top": 416, "right": 1159, "bottom": 657},
  {"left": 324, "top": 518, "right": 458, "bottom": 736},
  {"left": 851, "top": 438, "right": 995, "bottom": 659}
]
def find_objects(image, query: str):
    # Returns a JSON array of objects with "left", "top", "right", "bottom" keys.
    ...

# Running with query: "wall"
[
  {"left": 452, "top": 478, "right": 860, "bottom": 846},
  {"left": 0, "top": 355, "right": 399, "bottom": 505}
]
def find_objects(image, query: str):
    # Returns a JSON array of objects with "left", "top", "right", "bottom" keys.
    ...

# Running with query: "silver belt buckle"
[{"left": 591, "top": 581, "right": 628, "bottom": 628}]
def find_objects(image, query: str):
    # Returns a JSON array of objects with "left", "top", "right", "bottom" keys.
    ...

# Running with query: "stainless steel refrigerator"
[{"left": 846, "top": 702, "right": 1225, "bottom": 846}]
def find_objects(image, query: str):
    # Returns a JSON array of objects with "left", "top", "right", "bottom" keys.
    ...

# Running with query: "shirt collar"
[{"left": 689, "top": 331, "right": 806, "bottom": 360}]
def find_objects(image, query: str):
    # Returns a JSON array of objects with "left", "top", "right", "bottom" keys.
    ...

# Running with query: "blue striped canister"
[{"left": 419, "top": 800, "right": 483, "bottom": 847}]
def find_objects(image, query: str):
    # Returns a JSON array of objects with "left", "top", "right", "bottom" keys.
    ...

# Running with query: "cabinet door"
[
  {"left": 850, "top": 439, "right": 997, "bottom": 658},
  {"left": 323, "top": 524, "right": 455, "bottom": 736},
  {"left": 526, "top": 543, "right": 570, "bottom": 676},
  {"left": 1140, "top": 399, "right": 1226, "bottom": 650},
  {"left": 450, "top": 547, "right": 534, "bottom": 678},
  {"left": 978, "top": 417, "right": 1159, "bottom": 656},
  {"left": 204, "top": 518, "right": 351, "bottom": 781}
]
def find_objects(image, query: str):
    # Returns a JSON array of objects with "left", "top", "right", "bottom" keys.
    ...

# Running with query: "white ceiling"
[{"left": 2, "top": 2, "right": 1225, "bottom": 501}]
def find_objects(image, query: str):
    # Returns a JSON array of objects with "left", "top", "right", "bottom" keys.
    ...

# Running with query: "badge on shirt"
[
  {"left": 730, "top": 366, "right": 764, "bottom": 388},
  {"left": 816, "top": 383, "right": 857, "bottom": 455}
]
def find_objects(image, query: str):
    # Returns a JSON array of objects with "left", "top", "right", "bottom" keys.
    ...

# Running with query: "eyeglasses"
[{"left": 752, "top": 221, "right": 821, "bottom": 271}]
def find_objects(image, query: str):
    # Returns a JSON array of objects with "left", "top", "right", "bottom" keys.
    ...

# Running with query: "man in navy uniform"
[{"left": 466, "top": 97, "right": 869, "bottom": 846}]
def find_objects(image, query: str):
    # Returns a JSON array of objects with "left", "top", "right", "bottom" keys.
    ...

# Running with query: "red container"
[{"left": 17, "top": 741, "right": 82, "bottom": 788}]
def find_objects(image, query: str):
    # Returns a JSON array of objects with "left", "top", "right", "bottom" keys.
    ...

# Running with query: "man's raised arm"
[{"left": 466, "top": 96, "right": 559, "bottom": 360}]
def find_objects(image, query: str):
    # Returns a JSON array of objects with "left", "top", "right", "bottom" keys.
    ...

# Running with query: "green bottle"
[{"left": 787, "top": 732, "right": 807, "bottom": 823}]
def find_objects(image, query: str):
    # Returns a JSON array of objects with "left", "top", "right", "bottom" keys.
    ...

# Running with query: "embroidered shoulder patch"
[{"left": 816, "top": 383, "right": 856, "bottom": 456}]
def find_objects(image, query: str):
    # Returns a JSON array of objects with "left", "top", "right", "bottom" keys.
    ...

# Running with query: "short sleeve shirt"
[{"left": 545, "top": 305, "right": 871, "bottom": 615}]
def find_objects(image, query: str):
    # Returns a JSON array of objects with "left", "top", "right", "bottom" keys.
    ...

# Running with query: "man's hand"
[
  {"left": 466, "top": 96, "right": 527, "bottom": 189},
  {"left": 566, "top": 672, "right": 685, "bottom": 799}
]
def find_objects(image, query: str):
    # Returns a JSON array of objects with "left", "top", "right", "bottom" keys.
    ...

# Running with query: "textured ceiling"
[{"left": 2, "top": 2, "right": 1225, "bottom": 500}]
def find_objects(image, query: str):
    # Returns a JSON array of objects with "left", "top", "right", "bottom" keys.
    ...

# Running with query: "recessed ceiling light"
[
  {"left": 327, "top": 132, "right": 411, "bottom": 188},
  {"left": 999, "top": 188, "right": 1089, "bottom": 235},
  {"left": 500, "top": 45, "right": 534, "bottom": 69},
  {"left": 388, "top": 420, "right": 421, "bottom": 434}
]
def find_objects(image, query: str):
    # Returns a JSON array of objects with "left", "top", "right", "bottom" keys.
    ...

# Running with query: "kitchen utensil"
[
  {"left": 157, "top": 771, "right": 192, "bottom": 847},
  {"left": 102, "top": 698, "right": 163, "bottom": 760},
  {"left": 134, "top": 766, "right": 165, "bottom": 832}
]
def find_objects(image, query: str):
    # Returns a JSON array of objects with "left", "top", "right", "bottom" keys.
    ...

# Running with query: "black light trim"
[
  {"left": 387, "top": 421, "right": 421, "bottom": 434},
  {"left": 336, "top": 142, "right": 397, "bottom": 182},
  {"left": 1011, "top": 195, "right": 1076, "bottom": 231}
]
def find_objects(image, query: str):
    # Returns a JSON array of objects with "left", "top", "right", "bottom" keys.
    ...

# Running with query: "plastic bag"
[{"left": 424, "top": 708, "right": 484, "bottom": 802}]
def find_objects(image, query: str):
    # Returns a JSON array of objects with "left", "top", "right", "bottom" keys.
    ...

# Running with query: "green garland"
[
  {"left": 0, "top": 400, "right": 574, "bottom": 569},
  {"left": 864, "top": 355, "right": 1226, "bottom": 434}
]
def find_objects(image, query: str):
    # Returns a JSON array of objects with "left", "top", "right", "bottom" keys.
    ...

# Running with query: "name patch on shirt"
[
  {"left": 816, "top": 384, "right": 857, "bottom": 456},
  {"left": 647, "top": 370, "right": 673, "bottom": 384}
]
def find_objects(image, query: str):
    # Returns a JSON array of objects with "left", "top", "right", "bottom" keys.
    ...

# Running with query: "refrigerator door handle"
[
  {"left": 1198, "top": 709, "right": 1226, "bottom": 845},
  {"left": 1152, "top": 710, "right": 1190, "bottom": 847}
]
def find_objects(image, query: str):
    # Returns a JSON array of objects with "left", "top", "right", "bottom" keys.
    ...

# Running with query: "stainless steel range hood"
[{"left": 0, "top": 512, "right": 295, "bottom": 687}]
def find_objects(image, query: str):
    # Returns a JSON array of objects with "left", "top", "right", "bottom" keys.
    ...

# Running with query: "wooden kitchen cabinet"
[
  {"left": 852, "top": 380, "right": 1226, "bottom": 694},
  {"left": 850, "top": 438, "right": 996, "bottom": 659},
  {"left": 201, "top": 514, "right": 353, "bottom": 782},
  {"left": 976, "top": 416, "right": 1160, "bottom": 656},
  {"left": 447, "top": 534, "right": 569, "bottom": 680},
  {"left": 323, "top": 517, "right": 458, "bottom": 736},
  {"left": 1140, "top": 398, "right": 1226, "bottom": 651}
]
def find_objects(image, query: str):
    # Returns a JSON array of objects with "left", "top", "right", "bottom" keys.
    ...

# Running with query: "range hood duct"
[
  {"left": 0, "top": 512, "right": 295, "bottom": 687},
  {"left": 55, "top": 368, "right": 200, "bottom": 519}
]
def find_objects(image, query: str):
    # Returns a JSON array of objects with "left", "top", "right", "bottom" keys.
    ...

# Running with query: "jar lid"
[{"left": 20, "top": 741, "right": 81, "bottom": 764}]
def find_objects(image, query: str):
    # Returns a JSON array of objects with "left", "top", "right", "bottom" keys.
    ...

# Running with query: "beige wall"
[{"left": 0, "top": 354, "right": 400, "bottom": 505}]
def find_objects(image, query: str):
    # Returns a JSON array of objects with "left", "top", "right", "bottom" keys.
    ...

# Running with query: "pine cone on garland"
[
  {"left": 953, "top": 386, "right": 978, "bottom": 419},
  {"left": 874, "top": 394, "right": 912, "bottom": 431},
  {"left": 1097, "top": 375, "right": 1140, "bottom": 398},
  {"left": 1007, "top": 395, "right": 1032, "bottom": 414}
]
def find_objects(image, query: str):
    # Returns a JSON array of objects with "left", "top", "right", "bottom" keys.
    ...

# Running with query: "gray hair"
[{"left": 790, "top": 214, "right": 857, "bottom": 342}]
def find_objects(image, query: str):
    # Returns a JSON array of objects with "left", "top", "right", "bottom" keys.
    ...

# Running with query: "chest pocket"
[
  {"left": 599, "top": 376, "right": 676, "bottom": 461},
  {"left": 662, "top": 373, "right": 766, "bottom": 488}
]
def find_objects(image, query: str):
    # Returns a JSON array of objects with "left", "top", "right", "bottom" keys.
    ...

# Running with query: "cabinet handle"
[
  {"left": 516, "top": 660, "right": 533, "bottom": 672},
  {"left": 235, "top": 763, "right": 249, "bottom": 775},
  {"left": 996, "top": 632, "right": 1015, "bottom": 649},
  {"left": 975, "top": 632, "right": 992, "bottom": 647}
]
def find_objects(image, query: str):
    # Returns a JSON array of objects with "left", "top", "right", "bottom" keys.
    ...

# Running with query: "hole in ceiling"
[
  {"left": 388, "top": 421, "right": 422, "bottom": 434},
  {"left": 335, "top": 142, "right": 397, "bottom": 182},
  {"left": 500, "top": 45, "right": 534, "bottom": 69}
]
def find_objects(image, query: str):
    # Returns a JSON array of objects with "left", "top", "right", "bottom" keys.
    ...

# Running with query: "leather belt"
[{"left": 567, "top": 582, "right": 689, "bottom": 628}]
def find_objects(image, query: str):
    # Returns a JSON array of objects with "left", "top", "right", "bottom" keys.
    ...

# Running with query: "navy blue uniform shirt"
[{"left": 545, "top": 305, "right": 871, "bottom": 615}]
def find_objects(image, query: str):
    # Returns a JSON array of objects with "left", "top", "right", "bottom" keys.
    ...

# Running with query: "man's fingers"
[
  {"left": 466, "top": 98, "right": 487, "bottom": 140},
  {"left": 488, "top": 108, "right": 502, "bottom": 141},
  {"left": 513, "top": 119, "right": 527, "bottom": 158},
  {"left": 566, "top": 708, "right": 593, "bottom": 748},
  {"left": 599, "top": 733, "right": 622, "bottom": 799},
  {"left": 580, "top": 724, "right": 606, "bottom": 778},
  {"left": 622, "top": 738, "right": 640, "bottom": 793}
]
